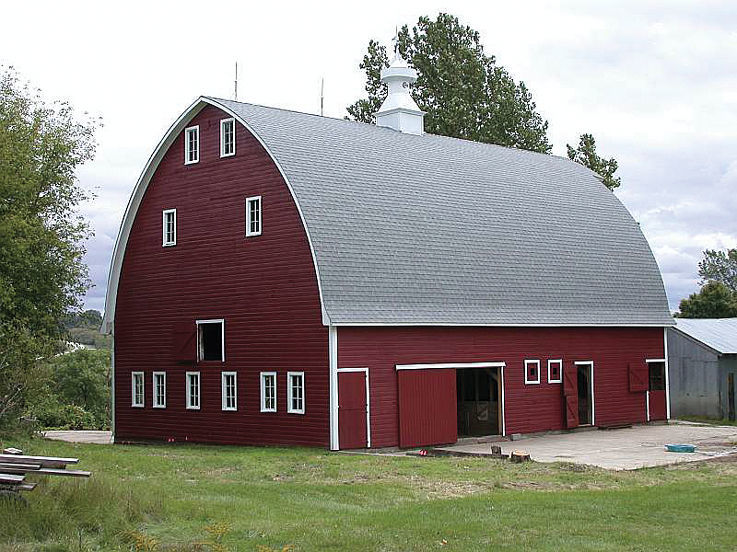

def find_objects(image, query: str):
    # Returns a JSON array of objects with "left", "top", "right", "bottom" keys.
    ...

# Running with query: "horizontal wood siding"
[
  {"left": 115, "top": 105, "right": 328, "bottom": 447},
  {"left": 338, "top": 327, "right": 664, "bottom": 448}
]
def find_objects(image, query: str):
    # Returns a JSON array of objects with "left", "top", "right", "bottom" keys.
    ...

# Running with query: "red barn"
[{"left": 103, "top": 55, "right": 673, "bottom": 450}]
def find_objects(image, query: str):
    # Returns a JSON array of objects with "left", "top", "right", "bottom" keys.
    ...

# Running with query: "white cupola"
[{"left": 375, "top": 47, "right": 425, "bottom": 135}]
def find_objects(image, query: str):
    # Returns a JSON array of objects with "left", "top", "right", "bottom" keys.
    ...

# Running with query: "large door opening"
[
  {"left": 456, "top": 368, "right": 500, "bottom": 436},
  {"left": 728, "top": 373, "right": 735, "bottom": 422},
  {"left": 648, "top": 361, "right": 667, "bottom": 421},
  {"left": 577, "top": 364, "right": 593, "bottom": 426}
]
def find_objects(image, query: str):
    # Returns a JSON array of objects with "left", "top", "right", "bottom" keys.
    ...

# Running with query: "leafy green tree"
[
  {"left": 347, "top": 13, "right": 552, "bottom": 153},
  {"left": 566, "top": 133, "right": 621, "bottom": 190},
  {"left": 678, "top": 281, "right": 737, "bottom": 318},
  {"left": 698, "top": 248, "right": 737, "bottom": 292},
  {"left": 0, "top": 66, "right": 99, "bottom": 429}
]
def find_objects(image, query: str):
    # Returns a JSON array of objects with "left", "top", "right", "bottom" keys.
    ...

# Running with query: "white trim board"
[
  {"left": 329, "top": 326, "right": 339, "bottom": 450},
  {"left": 337, "top": 367, "right": 371, "bottom": 448},
  {"left": 101, "top": 97, "right": 330, "bottom": 334},
  {"left": 396, "top": 361, "right": 506, "bottom": 371}
]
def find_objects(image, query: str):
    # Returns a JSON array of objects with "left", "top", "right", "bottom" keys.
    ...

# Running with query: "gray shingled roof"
[
  {"left": 210, "top": 97, "right": 672, "bottom": 326},
  {"left": 674, "top": 318, "right": 737, "bottom": 353}
]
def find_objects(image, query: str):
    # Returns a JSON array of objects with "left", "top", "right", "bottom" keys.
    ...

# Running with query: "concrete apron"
[{"left": 432, "top": 421, "right": 737, "bottom": 470}]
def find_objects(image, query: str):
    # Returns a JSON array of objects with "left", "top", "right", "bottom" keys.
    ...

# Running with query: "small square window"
[
  {"left": 184, "top": 126, "right": 199, "bottom": 165},
  {"left": 245, "top": 196, "right": 262, "bottom": 237},
  {"left": 153, "top": 372, "right": 166, "bottom": 408},
  {"left": 524, "top": 360, "right": 541, "bottom": 385},
  {"left": 162, "top": 209, "right": 176, "bottom": 246},
  {"left": 131, "top": 372, "right": 144, "bottom": 407},
  {"left": 548, "top": 359, "right": 562, "bottom": 384},
  {"left": 222, "top": 372, "right": 237, "bottom": 411},
  {"left": 260, "top": 372, "right": 277, "bottom": 412},
  {"left": 287, "top": 372, "right": 305, "bottom": 414},
  {"left": 197, "top": 319, "right": 224, "bottom": 362},
  {"left": 220, "top": 118, "right": 235, "bottom": 157},
  {"left": 186, "top": 372, "right": 200, "bottom": 410}
]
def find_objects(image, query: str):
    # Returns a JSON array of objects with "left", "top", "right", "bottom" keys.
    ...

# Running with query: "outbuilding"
[
  {"left": 668, "top": 318, "right": 737, "bottom": 421},
  {"left": 103, "top": 53, "right": 673, "bottom": 449}
]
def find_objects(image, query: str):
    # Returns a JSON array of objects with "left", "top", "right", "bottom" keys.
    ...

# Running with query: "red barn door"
[
  {"left": 338, "top": 371, "right": 368, "bottom": 449},
  {"left": 648, "top": 361, "right": 667, "bottom": 421},
  {"left": 398, "top": 369, "right": 457, "bottom": 448},
  {"left": 563, "top": 364, "right": 579, "bottom": 428}
]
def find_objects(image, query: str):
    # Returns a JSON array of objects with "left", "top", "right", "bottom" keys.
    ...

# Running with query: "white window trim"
[
  {"left": 221, "top": 371, "right": 238, "bottom": 411},
  {"left": 260, "top": 371, "right": 277, "bottom": 412},
  {"left": 524, "top": 359, "right": 541, "bottom": 385},
  {"left": 547, "top": 359, "right": 563, "bottom": 384},
  {"left": 220, "top": 118, "right": 236, "bottom": 158},
  {"left": 287, "top": 371, "right": 305, "bottom": 414},
  {"left": 245, "top": 195, "right": 262, "bottom": 237},
  {"left": 185, "top": 371, "right": 201, "bottom": 410},
  {"left": 162, "top": 208, "right": 177, "bottom": 247},
  {"left": 196, "top": 319, "right": 225, "bottom": 363},
  {"left": 184, "top": 125, "right": 199, "bottom": 165},
  {"left": 131, "top": 371, "right": 144, "bottom": 408},
  {"left": 152, "top": 371, "right": 166, "bottom": 408}
]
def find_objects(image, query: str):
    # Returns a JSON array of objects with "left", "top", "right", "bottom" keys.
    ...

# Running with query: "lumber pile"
[{"left": 0, "top": 448, "right": 91, "bottom": 498}]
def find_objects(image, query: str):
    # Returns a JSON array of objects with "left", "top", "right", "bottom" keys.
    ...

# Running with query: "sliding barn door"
[
  {"left": 563, "top": 364, "right": 579, "bottom": 429},
  {"left": 398, "top": 369, "right": 457, "bottom": 448}
]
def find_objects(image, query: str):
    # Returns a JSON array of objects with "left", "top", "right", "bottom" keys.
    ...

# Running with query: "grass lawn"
[{"left": 2, "top": 437, "right": 737, "bottom": 551}]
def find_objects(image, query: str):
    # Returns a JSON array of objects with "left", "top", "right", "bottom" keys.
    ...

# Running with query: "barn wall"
[
  {"left": 338, "top": 326, "right": 664, "bottom": 448},
  {"left": 667, "top": 329, "right": 721, "bottom": 418},
  {"left": 114, "top": 105, "right": 329, "bottom": 447}
]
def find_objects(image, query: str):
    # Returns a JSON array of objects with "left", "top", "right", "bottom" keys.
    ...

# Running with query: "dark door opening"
[
  {"left": 577, "top": 364, "right": 592, "bottom": 425},
  {"left": 456, "top": 368, "right": 499, "bottom": 436},
  {"left": 728, "top": 373, "right": 735, "bottom": 422}
]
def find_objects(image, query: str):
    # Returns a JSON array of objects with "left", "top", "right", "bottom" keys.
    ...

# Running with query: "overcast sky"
[{"left": 2, "top": 0, "right": 736, "bottom": 313}]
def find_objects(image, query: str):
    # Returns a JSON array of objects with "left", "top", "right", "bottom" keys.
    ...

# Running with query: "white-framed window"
[
  {"left": 153, "top": 371, "right": 166, "bottom": 408},
  {"left": 245, "top": 196, "right": 262, "bottom": 237},
  {"left": 221, "top": 371, "right": 237, "bottom": 411},
  {"left": 287, "top": 371, "right": 305, "bottom": 414},
  {"left": 162, "top": 208, "right": 177, "bottom": 247},
  {"left": 197, "top": 319, "right": 225, "bottom": 362},
  {"left": 260, "top": 372, "right": 277, "bottom": 412},
  {"left": 524, "top": 360, "right": 541, "bottom": 385},
  {"left": 548, "top": 359, "right": 563, "bottom": 384},
  {"left": 131, "top": 372, "right": 144, "bottom": 407},
  {"left": 220, "top": 118, "right": 235, "bottom": 158},
  {"left": 186, "top": 371, "right": 201, "bottom": 410},
  {"left": 184, "top": 125, "right": 199, "bottom": 164}
]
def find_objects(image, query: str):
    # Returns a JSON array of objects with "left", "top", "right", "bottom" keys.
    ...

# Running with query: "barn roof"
[
  {"left": 673, "top": 318, "right": 737, "bottom": 354},
  {"left": 103, "top": 97, "right": 673, "bottom": 329}
]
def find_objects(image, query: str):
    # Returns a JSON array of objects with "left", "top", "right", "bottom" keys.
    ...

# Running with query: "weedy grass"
[{"left": 1, "top": 437, "right": 737, "bottom": 550}]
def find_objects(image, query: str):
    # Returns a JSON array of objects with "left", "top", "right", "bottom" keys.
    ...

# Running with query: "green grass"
[{"left": 2, "top": 437, "right": 737, "bottom": 551}]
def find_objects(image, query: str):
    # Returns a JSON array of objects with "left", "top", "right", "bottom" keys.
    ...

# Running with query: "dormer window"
[
  {"left": 162, "top": 209, "right": 176, "bottom": 247},
  {"left": 245, "top": 196, "right": 262, "bottom": 237},
  {"left": 220, "top": 118, "right": 235, "bottom": 157},
  {"left": 184, "top": 125, "right": 199, "bottom": 164}
]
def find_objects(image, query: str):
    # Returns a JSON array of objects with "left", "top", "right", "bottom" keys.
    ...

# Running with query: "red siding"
[
  {"left": 338, "top": 326, "right": 664, "bottom": 448},
  {"left": 114, "top": 105, "right": 328, "bottom": 447},
  {"left": 398, "top": 369, "right": 457, "bottom": 447}
]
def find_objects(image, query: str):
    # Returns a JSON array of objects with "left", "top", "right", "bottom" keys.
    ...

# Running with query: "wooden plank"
[
  {"left": 0, "top": 463, "right": 41, "bottom": 471},
  {"left": 0, "top": 473, "right": 25, "bottom": 484},
  {"left": 17, "top": 482, "right": 37, "bottom": 491},
  {"left": 0, "top": 454, "right": 78, "bottom": 468},
  {"left": 1, "top": 467, "right": 91, "bottom": 478}
]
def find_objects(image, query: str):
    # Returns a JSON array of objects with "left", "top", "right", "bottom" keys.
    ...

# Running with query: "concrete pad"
[
  {"left": 434, "top": 422, "right": 737, "bottom": 470},
  {"left": 43, "top": 430, "right": 113, "bottom": 445}
]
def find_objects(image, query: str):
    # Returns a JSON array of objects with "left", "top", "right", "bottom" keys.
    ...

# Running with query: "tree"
[
  {"left": 698, "top": 248, "right": 737, "bottom": 292},
  {"left": 0, "top": 66, "right": 99, "bottom": 429},
  {"left": 677, "top": 281, "right": 737, "bottom": 318},
  {"left": 566, "top": 133, "right": 621, "bottom": 190},
  {"left": 347, "top": 13, "right": 552, "bottom": 153}
]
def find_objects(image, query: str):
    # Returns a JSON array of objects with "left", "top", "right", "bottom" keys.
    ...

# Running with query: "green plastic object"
[{"left": 665, "top": 444, "right": 696, "bottom": 453}]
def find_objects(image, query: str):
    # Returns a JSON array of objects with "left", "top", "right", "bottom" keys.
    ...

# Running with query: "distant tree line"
[{"left": 678, "top": 248, "right": 737, "bottom": 318}]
